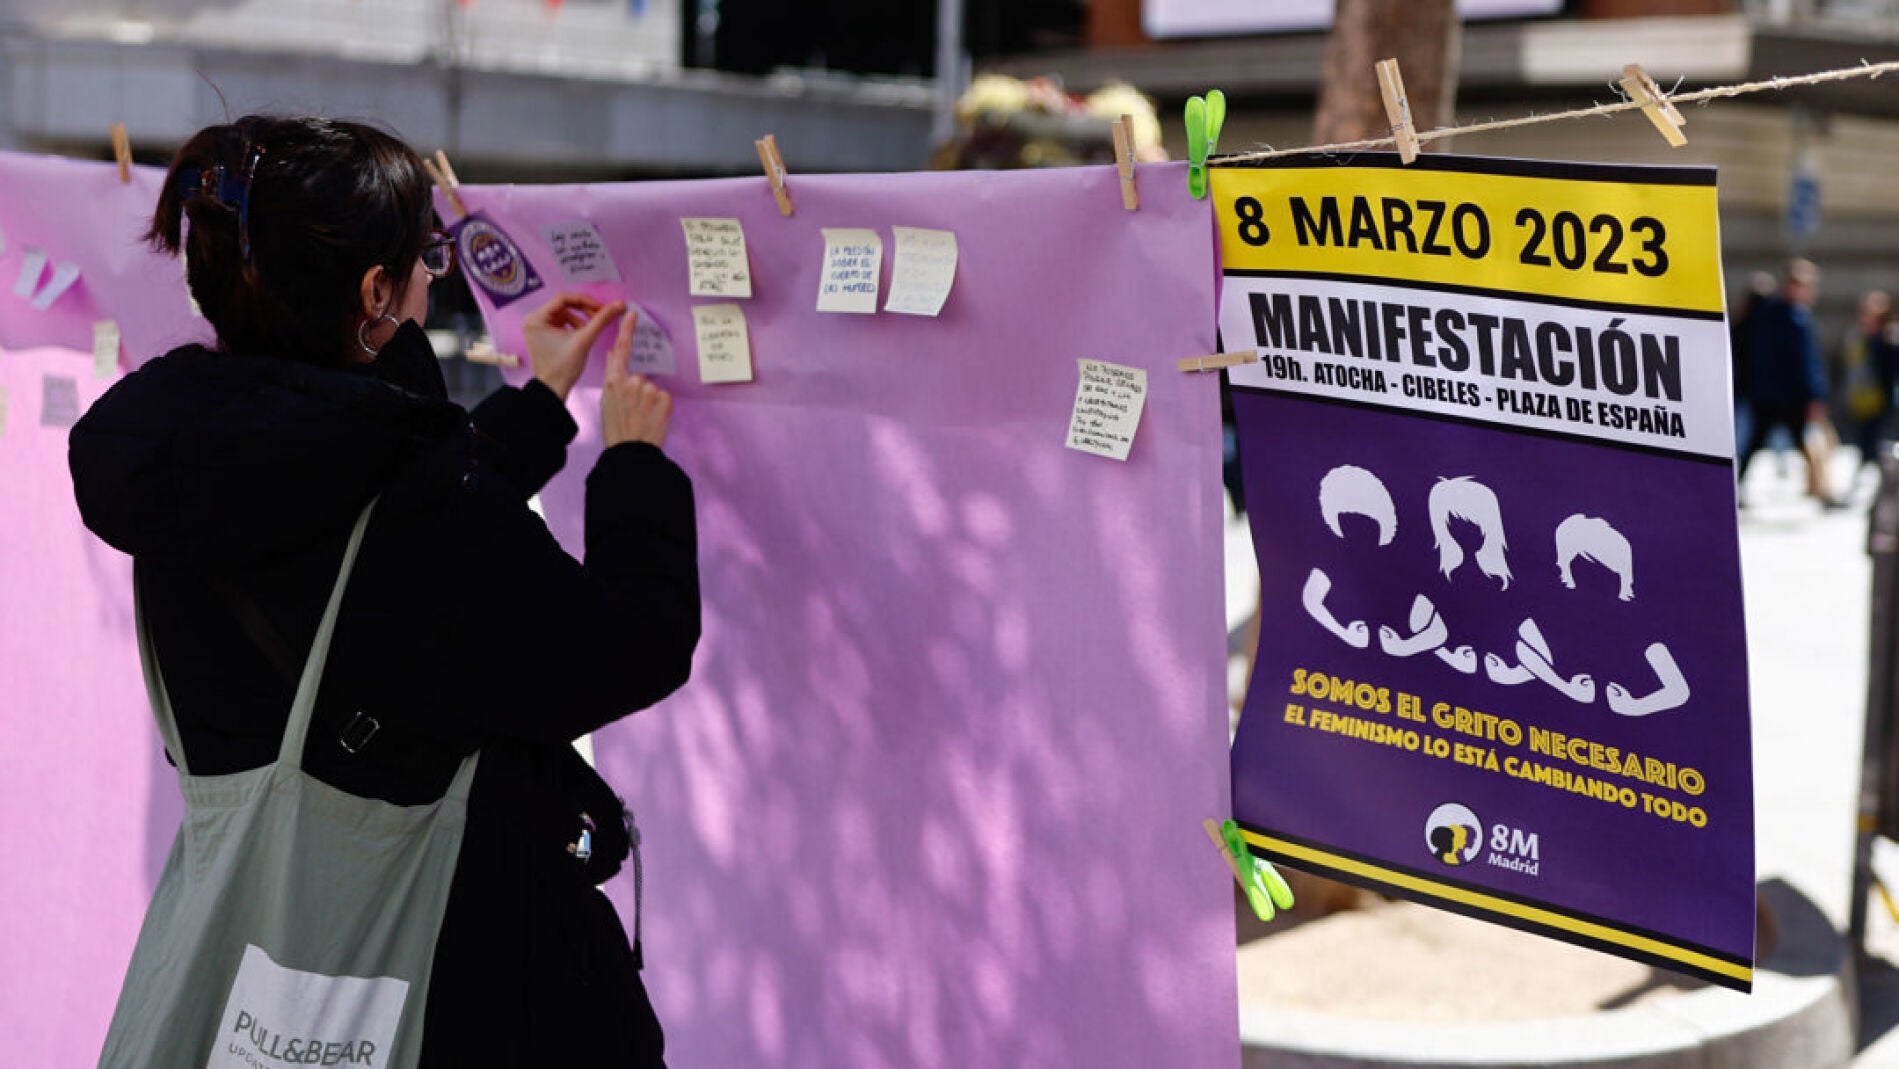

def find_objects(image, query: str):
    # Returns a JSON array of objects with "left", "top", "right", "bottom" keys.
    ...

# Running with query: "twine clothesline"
[{"left": 1215, "top": 58, "right": 1899, "bottom": 164}]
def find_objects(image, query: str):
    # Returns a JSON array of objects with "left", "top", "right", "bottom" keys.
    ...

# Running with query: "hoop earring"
[{"left": 357, "top": 313, "right": 401, "bottom": 357}]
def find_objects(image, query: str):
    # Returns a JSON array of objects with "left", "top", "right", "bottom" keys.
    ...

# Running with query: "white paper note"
[
  {"left": 884, "top": 227, "right": 958, "bottom": 316},
  {"left": 92, "top": 320, "right": 120, "bottom": 379},
  {"left": 40, "top": 373, "right": 78, "bottom": 429},
  {"left": 816, "top": 228, "right": 883, "bottom": 314},
  {"left": 13, "top": 247, "right": 45, "bottom": 299},
  {"left": 681, "top": 218, "right": 753, "bottom": 299},
  {"left": 692, "top": 304, "right": 754, "bottom": 384},
  {"left": 30, "top": 261, "right": 81, "bottom": 311},
  {"left": 1064, "top": 359, "right": 1148, "bottom": 462},
  {"left": 624, "top": 302, "right": 676, "bottom": 376},
  {"left": 543, "top": 220, "right": 622, "bottom": 285}
]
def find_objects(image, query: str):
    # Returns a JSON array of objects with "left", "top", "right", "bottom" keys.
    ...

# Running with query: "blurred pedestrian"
[
  {"left": 1838, "top": 289, "right": 1898, "bottom": 478},
  {"left": 1738, "top": 258, "right": 1844, "bottom": 509},
  {"left": 1729, "top": 271, "right": 1775, "bottom": 459},
  {"left": 72, "top": 115, "right": 695, "bottom": 1068}
]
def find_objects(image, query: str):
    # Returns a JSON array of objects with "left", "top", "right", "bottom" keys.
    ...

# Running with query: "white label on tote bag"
[{"left": 207, "top": 944, "right": 409, "bottom": 1068}]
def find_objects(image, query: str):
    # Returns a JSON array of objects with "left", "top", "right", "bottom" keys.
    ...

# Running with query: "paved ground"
[{"left": 1225, "top": 444, "right": 1899, "bottom": 1062}]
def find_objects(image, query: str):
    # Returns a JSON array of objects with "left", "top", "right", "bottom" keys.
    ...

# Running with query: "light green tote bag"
[{"left": 100, "top": 501, "right": 478, "bottom": 1069}]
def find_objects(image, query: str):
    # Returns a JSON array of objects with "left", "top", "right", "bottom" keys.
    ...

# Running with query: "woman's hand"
[
  {"left": 522, "top": 293, "right": 627, "bottom": 401},
  {"left": 602, "top": 311, "right": 672, "bottom": 449}
]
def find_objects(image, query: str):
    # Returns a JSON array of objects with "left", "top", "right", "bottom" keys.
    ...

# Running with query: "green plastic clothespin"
[
  {"left": 1205, "top": 818, "right": 1294, "bottom": 922},
  {"left": 1186, "top": 89, "right": 1227, "bottom": 200}
]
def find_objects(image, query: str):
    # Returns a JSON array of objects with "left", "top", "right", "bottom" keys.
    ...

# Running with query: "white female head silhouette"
[
  {"left": 1427, "top": 476, "right": 1511, "bottom": 588},
  {"left": 1555, "top": 514, "right": 1634, "bottom": 601},
  {"left": 1319, "top": 465, "right": 1396, "bottom": 546}
]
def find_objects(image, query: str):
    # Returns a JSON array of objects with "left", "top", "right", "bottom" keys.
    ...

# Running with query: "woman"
[{"left": 69, "top": 116, "right": 695, "bottom": 1065}]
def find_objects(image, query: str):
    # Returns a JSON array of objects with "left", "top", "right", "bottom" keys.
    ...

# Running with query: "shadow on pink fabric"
[
  {"left": 0, "top": 347, "right": 183, "bottom": 1067},
  {"left": 0, "top": 154, "right": 207, "bottom": 368},
  {"left": 460, "top": 161, "right": 1236, "bottom": 1067}
]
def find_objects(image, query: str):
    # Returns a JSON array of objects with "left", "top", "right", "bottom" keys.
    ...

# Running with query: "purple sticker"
[{"left": 453, "top": 211, "right": 543, "bottom": 309}]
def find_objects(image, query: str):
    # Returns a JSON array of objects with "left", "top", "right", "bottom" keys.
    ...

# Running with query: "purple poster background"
[{"left": 1232, "top": 387, "right": 1754, "bottom": 969}]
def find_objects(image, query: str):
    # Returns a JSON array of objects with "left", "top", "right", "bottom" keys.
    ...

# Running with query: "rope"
[{"left": 1216, "top": 58, "right": 1899, "bottom": 164}]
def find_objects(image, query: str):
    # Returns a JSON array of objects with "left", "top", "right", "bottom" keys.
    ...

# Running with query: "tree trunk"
[{"left": 1313, "top": 0, "right": 1461, "bottom": 149}]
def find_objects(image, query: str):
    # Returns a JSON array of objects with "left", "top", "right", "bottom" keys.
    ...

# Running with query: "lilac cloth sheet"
[{"left": 455, "top": 162, "right": 1236, "bottom": 1067}]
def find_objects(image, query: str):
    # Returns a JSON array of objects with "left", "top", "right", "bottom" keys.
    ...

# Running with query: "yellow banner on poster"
[{"left": 1211, "top": 158, "right": 1723, "bottom": 316}]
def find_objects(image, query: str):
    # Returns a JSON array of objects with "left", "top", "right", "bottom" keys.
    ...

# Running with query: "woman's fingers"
[
  {"left": 571, "top": 300, "right": 627, "bottom": 350},
  {"left": 526, "top": 291, "right": 598, "bottom": 328},
  {"left": 603, "top": 310, "right": 639, "bottom": 383}
]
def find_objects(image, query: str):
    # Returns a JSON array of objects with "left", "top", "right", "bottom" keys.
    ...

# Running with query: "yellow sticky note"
[
  {"left": 1064, "top": 358, "right": 1148, "bottom": 461},
  {"left": 885, "top": 227, "right": 957, "bottom": 316},
  {"left": 93, "top": 320, "right": 121, "bottom": 379},
  {"left": 680, "top": 218, "right": 753, "bottom": 299},
  {"left": 816, "top": 228, "right": 883, "bottom": 314},
  {"left": 691, "top": 304, "right": 754, "bottom": 385}
]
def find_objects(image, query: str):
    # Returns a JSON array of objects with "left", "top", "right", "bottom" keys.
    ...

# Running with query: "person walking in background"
[
  {"left": 1839, "top": 289, "right": 1898, "bottom": 480},
  {"left": 1729, "top": 271, "right": 1775, "bottom": 459},
  {"left": 1738, "top": 258, "right": 1844, "bottom": 509}
]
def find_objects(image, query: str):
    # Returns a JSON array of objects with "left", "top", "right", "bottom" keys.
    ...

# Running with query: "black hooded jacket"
[{"left": 68, "top": 322, "right": 697, "bottom": 1066}]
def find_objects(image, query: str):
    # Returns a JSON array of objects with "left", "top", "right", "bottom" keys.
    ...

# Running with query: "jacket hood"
[{"left": 70, "top": 322, "right": 467, "bottom": 567}]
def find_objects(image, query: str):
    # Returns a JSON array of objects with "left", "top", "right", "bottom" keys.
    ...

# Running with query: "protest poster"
[{"left": 1217, "top": 154, "right": 1755, "bottom": 990}]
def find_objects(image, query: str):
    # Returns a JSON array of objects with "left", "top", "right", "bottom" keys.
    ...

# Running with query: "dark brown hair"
[{"left": 148, "top": 116, "right": 434, "bottom": 367}]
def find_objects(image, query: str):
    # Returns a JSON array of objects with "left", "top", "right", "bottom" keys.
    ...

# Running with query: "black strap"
[
  {"left": 215, "top": 577, "right": 381, "bottom": 756},
  {"left": 213, "top": 578, "right": 299, "bottom": 685}
]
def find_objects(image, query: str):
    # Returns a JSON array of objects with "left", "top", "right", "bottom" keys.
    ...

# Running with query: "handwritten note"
[
  {"left": 681, "top": 218, "right": 753, "bottom": 299},
  {"left": 1064, "top": 359, "right": 1148, "bottom": 462},
  {"left": 41, "top": 373, "right": 78, "bottom": 429},
  {"left": 691, "top": 304, "right": 754, "bottom": 385},
  {"left": 31, "top": 262, "right": 80, "bottom": 311},
  {"left": 13, "top": 247, "right": 45, "bottom": 300},
  {"left": 625, "top": 302, "right": 676, "bottom": 376},
  {"left": 884, "top": 227, "right": 958, "bottom": 316},
  {"left": 816, "top": 228, "right": 883, "bottom": 314},
  {"left": 92, "top": 321, "right": 120, "bottom": 379},
  {"left": 543, "top": 220, "right": 621, "bottom": 285}
]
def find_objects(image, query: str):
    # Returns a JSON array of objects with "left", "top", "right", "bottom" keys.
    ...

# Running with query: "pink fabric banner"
[
  {"left": 0, "top": 347, "right": 180, "bottom": 1067},
  {"left": 456, "top": 162, "right": 1236, "bottom": 1066},
  {"left": 0, "top": 154, "right": 1234, "bottom": 1067},
  {"left": 0, "top": 153, "right": 207, "bottom": 368}
]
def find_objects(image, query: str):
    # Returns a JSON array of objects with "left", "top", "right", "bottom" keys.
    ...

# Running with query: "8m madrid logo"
[
  {"left": 1425, "top": 802, "right": 1542, "bottom": 876},
  {"left": 1424, "top": 803, "right": 1483, "bottom": 866}
]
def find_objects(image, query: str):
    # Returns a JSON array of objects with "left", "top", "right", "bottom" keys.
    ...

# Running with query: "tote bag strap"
[
  {"left": 133, "top": 565, "right": 193, "bottom": 776},
  {"left": 277, "top": 498, "right": 380, "bottom": 771}
]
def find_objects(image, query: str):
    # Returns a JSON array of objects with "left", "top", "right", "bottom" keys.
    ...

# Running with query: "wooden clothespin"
[
  {"left": 110, "top": 122, "right": 132, "bottom": 184},
  {"left": 1620, "top": 64, "right": 1687, "bottom": 148},
  {"left": 754, "top": 134, "right": 793, "bottom": 216},
  {"left": 1375, "top": 59, "right": 1420, "bottom": 165},
  {"left": 1111, "top": 115, "right": 1138, "bottom": 211},
  {"left": 422, "top": 150, "right": 468, "bottom": 220},
  {"left": 464, "top": 340, "right": 520, "bottom": 368},
  {"left": 433, "top": 150, "right": 462, "bottom": 191},
  {"left": 1177, "top": 351, "right": 1258, "bottom": 373}
]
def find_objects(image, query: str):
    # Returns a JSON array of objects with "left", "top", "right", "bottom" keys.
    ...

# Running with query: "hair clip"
[
  {"left": 177, "top": 164, "right": 232, "bottom": 206},
  {"left": 237, "top": 144, "right": 266, "bottom": 262}
]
